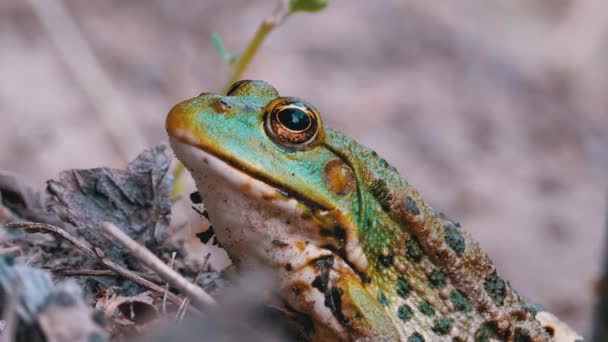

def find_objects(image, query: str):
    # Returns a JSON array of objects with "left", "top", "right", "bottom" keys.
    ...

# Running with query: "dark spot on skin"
[
  {"left": 377, "top": 253, "right": 394, "bottom": 269},
  {"left": 396, "top": 275, "right": 411, "bottom": 299},
  {"left": 88, "top": 332, "right": 105, "bottom": 342},
  {"left": 444, "top": 223, "right": 466, "bottom": 256},
  {"left": 189, "top": 191, "right": 202, "bottom": 204},
  {"left": 311, "top": 255, "right": 333, "bottom": 293},
  {"left": 408, "top": 332, "right": 424, "bottom": 342},
  {"left": 474, "top": 321, "right": 505, "bottom": 342},
  {"left": 484, "top": 272, "right": 507, "bottom": 306},
  {"left": 312, "top": 275, "right": 328, "bottom": 292},
  {"left": 453, "top": 338, "right": 467, "bottom": 342},
  {"left": 53, "top": 291, "right": 76, "bottom": 307},
  {"left": 272, "top": 239, "right": 289, "bottom": 247},
  {"left": 370, "top": 178, "right": 392, "bottom": 211},
  {"left": 191, "top": 206, "right": 209, "bottom": 219},
  {"left": 406, "top": 237, "right": 424, "bottom": 263},
  {"left": 284, "top": 263, "right": 293, "bottom": 271},
  {"left": 543, "top": 326, "right": 555, "bottom": 337},
  {"left": 196, "top": 227, "right": 215, "bottom": 244},
  {"left": 319, "top": 242, "right": 369, "bottom": 286},
  {"left": 418, "top": 301, "right": 435, "bottom": 317},
  {"left": 514, "top": 328, "right": 532, "bottom": 342},
  {"left": 377, "top": 289, "right": 389, "bottom": 307},
  {"left": 313, "top": 255, "right": 335, "bottom": 268},
  {"left": 397, "top": 304, "right": 414, "bottom": 321},
  {"left": 450, "top": 290, "right": 472, "bottom": 312},
  {"left": 427, "top": 270, "right": 447, "bottom": 289},
  {"left": 431, "top": 317, "right": 453, "bottom": 335},
  {"left": 405, "top": 196, "right": 420, "bottom": 215},
  {"left": 510, "top": 310, "right": 527, "bottom": 321},
  {"left": 319, "top": 225, "right": 346, "bottom": 244},
  {"left": 324, "top": 287, "right": 345, "bottom": 323},
  {"left": 359, "top": 272, "right": 371, "bottom": 284}
]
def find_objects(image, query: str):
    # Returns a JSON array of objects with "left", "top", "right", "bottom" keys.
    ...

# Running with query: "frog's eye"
[{"left": 264, "top": 97, "right": 323, "bottom": 150}]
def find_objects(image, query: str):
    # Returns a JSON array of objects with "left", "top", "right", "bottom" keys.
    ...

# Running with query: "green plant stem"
[
  {"left": 222, "top": 20, "right": 276, "bottom": 93},
  {"left": 174, "top": 14, "right": 281, "bottom": 200},
  {"left": 171, "top": 162, "right": 186, "bottom": 200}
]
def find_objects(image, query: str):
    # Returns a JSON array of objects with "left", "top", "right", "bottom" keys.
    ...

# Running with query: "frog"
[{"left": 166, "top": 80, "right": 582, "bottom": 341}]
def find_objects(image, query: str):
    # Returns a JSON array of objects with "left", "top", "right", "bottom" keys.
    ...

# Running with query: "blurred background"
[{"left": 1, "top": 0, "right": 607, "bottom": 336}]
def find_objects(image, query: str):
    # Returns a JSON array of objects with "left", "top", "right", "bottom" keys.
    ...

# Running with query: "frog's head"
[{"left": 167, "top": 80, "right": 367, "bottom": 271}]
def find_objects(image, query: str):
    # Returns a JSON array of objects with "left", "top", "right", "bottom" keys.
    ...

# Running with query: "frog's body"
[{"left": 166, "top": 81, "right": 581, "bottom": 341}]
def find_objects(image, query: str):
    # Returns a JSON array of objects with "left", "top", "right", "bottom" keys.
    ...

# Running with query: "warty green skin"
[{"left": 166, "top": 81, "right": 580, "bottom": 341}]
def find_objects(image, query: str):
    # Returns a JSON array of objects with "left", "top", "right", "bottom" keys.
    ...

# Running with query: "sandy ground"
[{"left": 1, "top": 0, "right": 607, "bottom": 336}]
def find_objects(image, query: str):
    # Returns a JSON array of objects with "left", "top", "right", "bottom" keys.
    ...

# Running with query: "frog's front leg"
[{"left": 279, "top": 248, "right": 399, "bottom": 341}]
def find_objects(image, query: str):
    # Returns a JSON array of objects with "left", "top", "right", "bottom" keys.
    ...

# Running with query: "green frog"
[{"left": 166, "top": 80, "right": 581, "bottom": 341}]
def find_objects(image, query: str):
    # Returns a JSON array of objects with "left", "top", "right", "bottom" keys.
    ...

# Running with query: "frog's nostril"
[{"left": 212, "top": 99, "right": 232, "bottom": 113}]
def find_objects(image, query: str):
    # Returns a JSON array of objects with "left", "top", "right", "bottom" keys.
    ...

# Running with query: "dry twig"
[
  {"left": 51, "top": 268, "right": 162, "bottom": 283},
  {"left": 5, "top": 222, "right": 185, "bottom": 308},
  {"left": 162, "top": 252, "right": 177, "bottom": 314},
  {"left": 100, "top": 222, "right": 217, "bottom": 309}
]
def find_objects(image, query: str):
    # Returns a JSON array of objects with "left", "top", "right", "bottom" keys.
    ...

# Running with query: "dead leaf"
[{"left": 46, "top": 144, "right": 172, "bottom": 264}]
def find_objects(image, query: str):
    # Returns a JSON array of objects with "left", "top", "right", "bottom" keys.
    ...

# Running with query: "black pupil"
[{"left": 277, "top": 107, "right": 311, "bottom": 131}]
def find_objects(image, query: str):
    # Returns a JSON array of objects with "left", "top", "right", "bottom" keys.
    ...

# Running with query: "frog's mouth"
[{"left": 169, "top": 136, "right": 331, "bottom": 212}]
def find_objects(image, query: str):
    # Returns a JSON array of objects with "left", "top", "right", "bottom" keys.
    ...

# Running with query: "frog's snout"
[
  {"left": 166, "top": 101, "right": 201, "bottom": 147},
  {"left": 166, "top": 102, "right": 185, "bottom": 136}
]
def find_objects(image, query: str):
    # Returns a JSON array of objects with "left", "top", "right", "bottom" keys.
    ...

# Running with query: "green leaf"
[
  {"left": 211, "top": 32, "right": 232, "bottom": 64},
  {"left": 288, "top": 0, "right": 328, "bottom": 13}
]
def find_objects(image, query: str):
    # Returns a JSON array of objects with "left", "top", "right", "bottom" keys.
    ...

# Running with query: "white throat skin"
[{"left": 170, "top": 138, "right": 333, "bottom": 270}]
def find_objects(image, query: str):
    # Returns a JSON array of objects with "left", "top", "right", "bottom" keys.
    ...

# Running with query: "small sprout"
[
  {"left": 211, "top": 32, "right": 237, "bottom": 65},
  {"left": 287, "top": 0, "right": 329, "bottom": 14}
]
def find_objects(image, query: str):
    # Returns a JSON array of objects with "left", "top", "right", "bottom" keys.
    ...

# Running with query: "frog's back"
[{"left": 324, "top": 129, "right": 578, "bottom": 341}]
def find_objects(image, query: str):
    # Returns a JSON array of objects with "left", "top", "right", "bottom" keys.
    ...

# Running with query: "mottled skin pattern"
[{"left": 166, "top": 81, "right": 581, "bottom": 341}]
